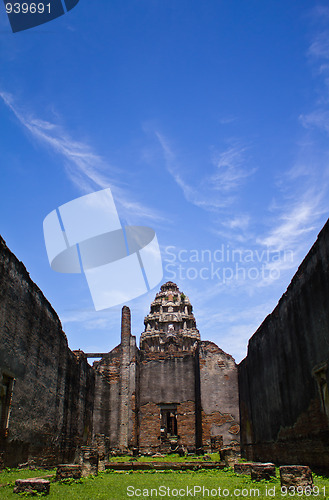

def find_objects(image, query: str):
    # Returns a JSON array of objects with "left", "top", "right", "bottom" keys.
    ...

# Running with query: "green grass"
[
  {"left": 0, "top": 467, "right": 328, "bottom": 499},
  {"left": 0, "top": 467, "right": 55, "bottom": 485},
  {"left": 107, "top": 452, "right": 221, "bottom": 462}
]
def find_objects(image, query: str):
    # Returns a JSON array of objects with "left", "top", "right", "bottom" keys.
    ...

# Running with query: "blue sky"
[{"left": 1, "top": 1, "right": 329, "bottom": 362}]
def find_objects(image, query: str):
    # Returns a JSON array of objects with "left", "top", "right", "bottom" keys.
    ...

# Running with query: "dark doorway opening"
[
  {"left": 0, "top": 374, "right": 14, "bottom": 438},
  {"left": 160, "top": 404, "right": 178, "bottom": 441}
]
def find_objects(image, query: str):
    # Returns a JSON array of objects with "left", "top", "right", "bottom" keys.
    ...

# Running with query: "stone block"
[
  {"left": 106, "top": 461, "right": 225, "bottom": 471},
  {"left": 251, "top": 463, "right": 276, "bottom": 481},
  {"left": 280, "top": 466, "right": 313, "bottom": 489},
  {"left": 234, "top": 462, "right": 254, "bottom": 474},
  {"left": 13, "top": 478, "right": 50, "bottom": 495},
  {"left": 56, "top": 464, "right": 82, "bottom": 480},
  {"left": 221, "top": 447, "right": 239, "bottom": 467},
  {"left": 81, "top": 447, "right": 98, "bottom": 476}
]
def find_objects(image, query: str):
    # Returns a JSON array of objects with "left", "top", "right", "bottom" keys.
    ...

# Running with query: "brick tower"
[
  {"left": 140, "top": 281, "right": 200, "bottom": 352},
  {"left": 138, "top": 281, "right": 202, "bottom": 453}
]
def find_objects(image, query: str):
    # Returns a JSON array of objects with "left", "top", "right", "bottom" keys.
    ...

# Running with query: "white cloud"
[
  {"left": 222, "top": 215, "right": 250, "bottom": 231},
  {"left": 258, "top": 201, "right": 317, "bottom": 251},
  {"left": 193, "top": 291, "right": 277, "bottom": 362},
  {"left": 211, "top": 146, "right": 256, "bottom": 192},
  {"left": 156, "top": 131, "right": 255, "bottom": 212},
  {"left": 308, "top": 31, "right": 329, "bottom": 60},
  {"left": 0, "top": 91, "right": 163, "bottom": 224},
  {"left": 300, "top": 109, "right": 329, "bottom": 133}
]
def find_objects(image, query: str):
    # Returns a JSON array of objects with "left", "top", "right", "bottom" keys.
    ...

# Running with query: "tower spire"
[{"left": 140, "top": 281, "right": 200, "bottom": 352}]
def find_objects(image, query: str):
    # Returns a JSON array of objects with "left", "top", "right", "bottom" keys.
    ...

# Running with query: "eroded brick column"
[{"left": 118, "top": 306, "right": 131, "bottom": 451}]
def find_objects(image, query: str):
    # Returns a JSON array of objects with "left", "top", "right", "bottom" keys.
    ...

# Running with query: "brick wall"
[
  {"left": 138, "top": 353, "right": 198, "bottom": 452},
  {"left": 199, "top": 342, "right": 240, "bottom": 451},
  {"left": 139, "top": 402, "right": 161, "bottom": 452},
  {"left": 92, "top": 307, "right": 138, "bottom": 452},
  {"left": 238, "top": 219, "right": 329, "bottom": 470},
  {"left": 0, "top": 236, "right": 94, "bottom": 467}
]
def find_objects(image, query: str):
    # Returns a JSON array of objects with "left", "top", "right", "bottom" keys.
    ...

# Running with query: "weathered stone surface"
[
  {"left": 234, "top": 462, "right": 254, "bottom": 474},
  {"left": 137, "top": 282, "right": 240, "bottom": 454},
  {"left": 13, "top": 478, "right": 50, "bottom": 495},
  {"left": 56, "top": 464, "right": 82, "bottom": 480},
  {"left": 239, "top": 219, "right": 329, "bottom": 470},
  {"left": 138, "top": 283, "right": 201, "bottom": 453},
  {"left": 0, "top": 236, "right": 94, "bottom": 467},
  {"left": 199, "top": 342, "right": 240, "bottom": 451},
  {"left": 94, "top": 434, "right": 107, "bottom": 472},
  {"left": 106, "top": 461, "right": 225, "bottom": 471},
  {"left": 280, "top": 465, "right": 313, "bottom": 489},
  {"left": 221, "top": 447, "right": 240, "bottom": 467},
  {"left": 250, "top": 463, "right": 276, "bottom": 481},
  {"left": 18, "top": 460, "right": 36, "bottom": 470},
  {"left": 92, "top": 307, "right": 138, "bottom": 453},
  {"left": 81, "top": 447, "right": 98, "bottom": 476},
  {"left": 0, "top": 233, "right": 240, "bottom": 465}
]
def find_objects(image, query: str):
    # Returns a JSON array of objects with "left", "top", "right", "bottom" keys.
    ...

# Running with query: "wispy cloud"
[
  {"left": 222, "top": 215, "right": 250, "bottom": 231},
  {"left": 0, "top": 91, "right": 163, "bottom": 223},
  {"left": 210, "top": 146, "right": 256, "bottom": 192},
  {"left": 191, "top": 284, "right": 277, "bottom": 361},
  {"left": 258, "top": 198, "right": 319, "bottom": 252},
  {"left": 300, "top": 109, "right": 329, "bottom": 132},
  {"left": 308, "top": 31, "right": 329, "bottom": 61},
  {"left": 155, "top": 131, "right": 219, "bottom": 209},
  {"left": 155, "top": 131, "right": 255, "bottom": 212},
  {"left": 218, "top": 116, "right": 237, "bottom": 125},
  {"left": 255, "top": 16, "right": 329, "bottom": 279}
]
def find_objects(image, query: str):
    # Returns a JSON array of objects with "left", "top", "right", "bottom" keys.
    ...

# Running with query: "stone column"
[{"left": 118, "top": 306, "right": 131, "bottom": 452}]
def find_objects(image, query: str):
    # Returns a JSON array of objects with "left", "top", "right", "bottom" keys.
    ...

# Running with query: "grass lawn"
[
  {"left": 107, "top": 453, "right": 222, "bottom": 462},
  {"left": 0, "top": 467, "right": 328, "bottom": 499}
]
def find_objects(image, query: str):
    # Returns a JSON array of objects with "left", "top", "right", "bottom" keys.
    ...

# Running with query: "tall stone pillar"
[
  {"left": 121, "top": 306, "right": 131, "bottom": 346},
  {"left": 118, "top": 306, "right": 131, "bottom": 452}
]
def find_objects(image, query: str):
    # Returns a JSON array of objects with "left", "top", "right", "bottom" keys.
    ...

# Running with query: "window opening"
[{"left": 0, "top": 374, "right": 14, "bottom": 438}]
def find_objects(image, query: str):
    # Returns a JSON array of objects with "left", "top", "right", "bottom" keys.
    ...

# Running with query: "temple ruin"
[
  {"left": 2, "top": 217, "right": 329, "bottom": 470},
  {"left": 0, "top": 236, "right": 239, "bottom": 466},
  {"left": 93, "top": 281, "right": 240, "bottom": 455}
]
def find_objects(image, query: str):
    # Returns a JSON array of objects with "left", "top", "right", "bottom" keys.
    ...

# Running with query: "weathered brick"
[
  {"left": 81, "top": 447, "right": 98, "bottom": 476},
  {"left": 239, "top": 220, "right": 329, "bottom": 471},
  {"left": 13, "top": 478, "right": 50, "bottom": 495},
  {"left": 251, "top": 463, "right": 276, "bottom": 481},
  {"left": 280, "top": 465, "right": 313, "bottom": 489},
  {"left": 56, "top": 464, "right": 82, "bottom": 480},
  {"left": 234, "top": 462, "right": 254, "bottom": 474}
]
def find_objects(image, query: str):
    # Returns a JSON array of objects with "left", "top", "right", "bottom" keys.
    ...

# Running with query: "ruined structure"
[
  {"left": 4, "top": 214, "right": 329, "bottom": 470},
  {"left": 0, "top": 236, "right": 94, "bottom": 467},
  {"left": 93, "top": 281, "right": 240, "bottom": 455},
  {"left": 239, "top": 219, "right": 329, "bottom": 471},
  {"left": 0, "top": 235, "right": 239, "bottom": 466}
]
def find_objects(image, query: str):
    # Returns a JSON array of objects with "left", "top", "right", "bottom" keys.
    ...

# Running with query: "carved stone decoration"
[{"left": 140, "top": 281, "right": 200, "bottom": 352}]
